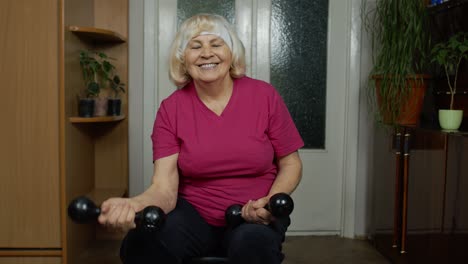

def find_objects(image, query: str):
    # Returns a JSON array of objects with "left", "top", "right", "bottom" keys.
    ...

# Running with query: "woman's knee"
[
  {"left": 227, "top": 224, "right": 284, "bottom": 263},
  {"left": 120, "top": 228, "right": 179, "bottom": 263},
  {"left": 120, "top": 198, "right": 217, "bottom": 263}
]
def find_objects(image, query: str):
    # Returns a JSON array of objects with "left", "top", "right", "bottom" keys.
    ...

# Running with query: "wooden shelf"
[
  {"left": 68, "top": 25, "right": 126, "bottom": 43},
  {"left": 69, "top": 115, "right": 125, "bottom": 123},
  {"left": 0, "top": 249, "right": 62, "bottom": 257},
  {"left": 86, "top": 188, "right": 127, "bottom": 206}
]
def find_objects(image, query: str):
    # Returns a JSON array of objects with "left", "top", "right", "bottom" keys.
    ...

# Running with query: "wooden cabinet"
[
  {"left": 371, "top": 125, "right": 468, "bottom": 263},
  {"left": 0, "top": 0, "right": 128, "bottom": 263},
  {"left": 370, "top": 3, "right": 468, "bottom": 262},
  {"left": 0, "top": 0, "right": 62, "bottom": 256}
]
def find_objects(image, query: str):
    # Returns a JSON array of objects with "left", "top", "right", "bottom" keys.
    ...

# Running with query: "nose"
[{"left": 200, "top": 46, "right": 214, "bottom": 58}]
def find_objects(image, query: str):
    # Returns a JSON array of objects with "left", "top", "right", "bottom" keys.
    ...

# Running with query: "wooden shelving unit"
[
  {"left": 68, "top": 25, "right": 126, "bottom": 43},
  {"left": 1, "top": 1, "right": 129, "bottom": 263},
  {"left": 69, "top": 115, "right": 125, "bottom": 123},
  {"left": 64, "top": 1, "right": 129, "bottom": 263}
]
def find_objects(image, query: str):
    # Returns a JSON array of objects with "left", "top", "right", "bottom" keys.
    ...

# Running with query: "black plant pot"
[
  {"left": 78, "top": 98, "right": 95, "bottom": 117},
  {"left": 107, "top": 98, "right": 122, "bottom": 116}
]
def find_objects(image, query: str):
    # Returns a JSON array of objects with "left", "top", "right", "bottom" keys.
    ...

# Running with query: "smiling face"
[{"left": 184, "top": 34, "right": 233, "bottom": 85}]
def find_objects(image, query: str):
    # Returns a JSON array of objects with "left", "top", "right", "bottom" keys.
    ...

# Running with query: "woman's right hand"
[{"left": 98, "top": 197, "right": 144, "bottom": 232}]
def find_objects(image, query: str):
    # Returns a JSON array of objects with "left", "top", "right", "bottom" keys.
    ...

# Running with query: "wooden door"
[{"left": 0, "top": 0, "right": 61, "bottom": 248}]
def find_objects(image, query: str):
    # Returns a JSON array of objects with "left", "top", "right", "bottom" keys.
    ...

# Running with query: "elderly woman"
[{"left": 99, "top": 14, "right": 304, "bottom": 264}]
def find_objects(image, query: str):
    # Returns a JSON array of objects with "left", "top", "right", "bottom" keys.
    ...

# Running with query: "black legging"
[{"left": 120, "top": 197, "right": 290, "bottom": 264}]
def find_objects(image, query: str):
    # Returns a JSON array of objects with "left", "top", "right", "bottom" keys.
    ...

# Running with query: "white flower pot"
[{"left": 438, "top": 109, "right": 463, "bottom": 130}]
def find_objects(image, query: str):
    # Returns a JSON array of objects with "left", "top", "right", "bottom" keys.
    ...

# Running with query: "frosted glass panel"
[
  {"left": 177, "top": 0, "right": 235, "bottom": 26},
  {"left": 271, "top": 0, "right": 329, "bottom": 149}
]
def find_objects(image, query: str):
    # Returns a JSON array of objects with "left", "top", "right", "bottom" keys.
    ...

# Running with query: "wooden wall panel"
[
  {"left": 94, "top": 0, "right": 128, "bottom": 38},
  {"left": 63, "top": 0, "right": 96, "bottom": 262},
  {"left": 64, "top": 0, "right": 96, "bottom": 198},
  {"left": 94, "top": 121, "right": 129, "bottom": 190},
  {"left": 0, "top": 0, "right": 61, "bottom": 247},
  {"left": 65, "top": 0, "right": 94, "bottom": 28},
  {"left": 93, "top": 0, "right": 129, "bottom": 194}
]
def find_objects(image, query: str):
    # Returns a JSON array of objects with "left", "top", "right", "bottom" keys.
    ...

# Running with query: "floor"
[
  {"left": 79, "top": 236, "right": 391, "bottom": 264},
  {"left": 282, "top": 236, "right": 390, "bottom": 264}
]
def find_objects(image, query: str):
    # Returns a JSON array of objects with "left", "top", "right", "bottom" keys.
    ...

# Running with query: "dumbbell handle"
[{"left": 67, "top": 196, "right": 165, "bottom": 231}]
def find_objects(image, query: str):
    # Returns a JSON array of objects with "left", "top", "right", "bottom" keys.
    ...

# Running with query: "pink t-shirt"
[{"left": 151, "top": 76, "right": 304, "bottom": 226}]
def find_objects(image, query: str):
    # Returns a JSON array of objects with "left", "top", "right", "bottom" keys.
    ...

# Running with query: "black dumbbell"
[
  {"left": 225, "top": 192, "right": 294, "bottom": 227},
  {"left": 67, "top": 196, "right": 165, "bottom": 231}
]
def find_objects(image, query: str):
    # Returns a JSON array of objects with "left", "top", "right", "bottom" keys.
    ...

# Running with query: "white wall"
[
  {"left": 354, "top": 0, "right": 375, "bottom": 237},
  {"left": 128, "top": 0, "right": 145, "bottom": 196}
]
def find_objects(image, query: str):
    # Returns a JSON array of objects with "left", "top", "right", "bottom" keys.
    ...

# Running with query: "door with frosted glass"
[{"left": 147, "top": 0, "right": 350, "bottom": 234}]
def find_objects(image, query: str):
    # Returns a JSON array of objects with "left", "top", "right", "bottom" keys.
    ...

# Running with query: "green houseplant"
[
  {"left": 431, "top": 32, "right": 468, "bottom": 130},
  {"left": 363, "top": 0, "right": 431, "bottom": 125},
  {"left": 79, "top": 50, "right": 102, "bottom": 98},
  {"left": 78, "top": 50, "right": 103, "bottom": 117},
  {"left": 79, "top": 50, "right": 121, "bottom": 117},
  {"left": 93, "top": 51, "right": 126, "bottom": 116}
]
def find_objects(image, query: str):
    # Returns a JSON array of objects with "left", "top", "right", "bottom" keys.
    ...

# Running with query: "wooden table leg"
[
  {"left": 400, "top": 131, "right": 411, "bottom": 254},
  {"left": 441, "top": 135, "right": 448, "bottom": 232},
  {"left": 393, "top": 130, "right": 403, "bottom": 248}
]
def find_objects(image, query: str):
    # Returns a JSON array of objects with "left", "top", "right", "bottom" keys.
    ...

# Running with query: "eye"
[{"left": 190, "top": 45, "right": 201, "bottom": 49}]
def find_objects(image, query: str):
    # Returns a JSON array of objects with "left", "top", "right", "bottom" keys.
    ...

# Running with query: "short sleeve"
[
  {"left": 267, "top": 89, "right": 304, "bottom": 157},
  {"left": 151, "top": 100, "right": 180, "bottom": 161}
]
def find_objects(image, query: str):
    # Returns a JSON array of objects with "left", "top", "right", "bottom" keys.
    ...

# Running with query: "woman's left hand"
[{"left": 241, "top": 196, "right": 274, "bottom": 225}]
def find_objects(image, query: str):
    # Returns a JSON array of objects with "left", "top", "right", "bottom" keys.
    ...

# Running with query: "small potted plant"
[
  {"left": 92, "top": 51, "right": 125, "bottom": 116},
  {"left": 79, "top": 50, "right": 120, "bottom": 117},
  {"left": 431, "top": 32, "right": 468, "bottom": 130},
  {"left": 107, "top": 74, "right": 126, "bottom": 116},
  {"left": 78, "top": 50, "right": 102, "bottom": 117},
  {"left": 93, "top": 51, "right": 115, "bottom": 116}
]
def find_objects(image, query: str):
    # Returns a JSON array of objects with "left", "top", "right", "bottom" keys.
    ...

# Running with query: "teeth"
[{"left": 200, "top": 63, "right": 217, "bottom": 69}]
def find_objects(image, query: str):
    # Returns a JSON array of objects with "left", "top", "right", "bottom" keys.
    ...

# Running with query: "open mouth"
[{"left": 199, "top": 63, "right": 218, "bottom": 69}]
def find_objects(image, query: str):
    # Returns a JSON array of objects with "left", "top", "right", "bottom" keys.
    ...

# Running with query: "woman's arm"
[
  {"left": 267, "top": 151, "right": 302, "bottom": 196},
  {"left": 132, "top": 153, "right": 180, "bottom": 213},
  {"left": 242, "top": 151, "right": 302, "bottom": 224},
  {"left": 98, "top": 153, "right": 179, "bottom": 230}
]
